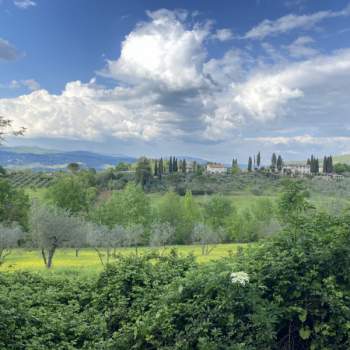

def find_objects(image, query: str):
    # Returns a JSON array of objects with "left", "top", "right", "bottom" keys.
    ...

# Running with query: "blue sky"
[{"left": 1, "top": 0, "right": 350, "bottom": 163}]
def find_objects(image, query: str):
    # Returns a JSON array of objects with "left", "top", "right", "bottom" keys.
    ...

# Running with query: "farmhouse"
[
  {"left": 206, "top": 163, "right": 226, "bottom": 174},
  {"left": 282, "top": 164, "right": 311, "bottom": 176}
]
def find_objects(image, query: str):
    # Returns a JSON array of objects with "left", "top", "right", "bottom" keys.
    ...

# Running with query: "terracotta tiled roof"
[{"left": 207, "top": 163, "right": 225, "bottom": 168}]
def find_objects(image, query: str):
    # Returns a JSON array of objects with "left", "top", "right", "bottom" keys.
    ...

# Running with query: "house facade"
[
  {"left": 206, "top": 163, "right": 226, "bottom": 174},
  {"left": 282, "top": 164, "right": 311, "bottom": 176}
]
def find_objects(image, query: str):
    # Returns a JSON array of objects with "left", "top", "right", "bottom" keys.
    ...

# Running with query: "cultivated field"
[{"left": 1, "top": 243, "right": 246, "bottom": 275}]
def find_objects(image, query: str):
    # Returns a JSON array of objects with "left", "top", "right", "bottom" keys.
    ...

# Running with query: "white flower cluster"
[{"left": 230, "top": 271, "right": 249, "bottom": 286}]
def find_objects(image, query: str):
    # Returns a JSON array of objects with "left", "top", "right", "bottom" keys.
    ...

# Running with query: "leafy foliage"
[{"left": 0, "top": 179, "right": 30, "bottom": 230}]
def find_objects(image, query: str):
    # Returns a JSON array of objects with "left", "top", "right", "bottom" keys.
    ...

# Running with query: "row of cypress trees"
[
  {"left": 307, "top": 155, "right": 333, "bottom": 174},
  {"left": 154, "top": 157, "right": 188, "bottom": 178}
]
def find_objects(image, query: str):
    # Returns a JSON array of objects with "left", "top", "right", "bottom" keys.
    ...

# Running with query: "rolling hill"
[
  {"left": 0, "top": 147, "right": 136, "bottom": 171},
  {"left": 333, "top": 154, "right": 350, "bottom": 165},
  {"left": 0, "top": 147, "right": 212, "bottom": 171}
]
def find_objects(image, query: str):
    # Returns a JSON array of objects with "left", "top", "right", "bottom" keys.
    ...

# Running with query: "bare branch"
[{"left": 0, "top": 116, "right": 26, "bottom": 145}]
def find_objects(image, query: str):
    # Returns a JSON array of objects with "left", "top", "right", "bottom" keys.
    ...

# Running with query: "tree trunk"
[
  {"left": 75, "top": 248, "right": 79, "bottom": 257},
  {"left": 107, "top": 248, "right": 111, "bottom": 264},
  {"left": 41, "top": 248, "right": 47, "bottom": 267},
  {"left": 95, "top": 248, "right": 105, "bottom": 266},
  {"left": 46, "top": 247, "right": 56, "bottom": 268}
]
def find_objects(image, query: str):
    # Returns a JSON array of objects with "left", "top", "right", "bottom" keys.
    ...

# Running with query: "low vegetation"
[{"left": 1, "top": 210, "right": 349, "bottom": 349}]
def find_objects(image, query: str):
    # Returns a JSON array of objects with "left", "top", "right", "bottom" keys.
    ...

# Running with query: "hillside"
[
  {"left": 333, "top": 154, "right": 350, "bottom": 165},
  {"left": 0, "top": 147, "right": 213, "bottom": 171},
  {"left": 0, "top": 147, "right": 136, "bottom": 171}
]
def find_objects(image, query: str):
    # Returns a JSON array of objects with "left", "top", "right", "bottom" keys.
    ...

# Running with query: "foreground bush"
[
  {"left": 1, "top": 214, "right": 350, "bottom": 349},
  {"left": 0, "top": 272, "right": 102, "bottom": 349},
  {"left": 128, "top": 263, "right": 276, "bottom": 349},
  {"left": 240, "top": 213, "right": 350, "bottom": 349}
]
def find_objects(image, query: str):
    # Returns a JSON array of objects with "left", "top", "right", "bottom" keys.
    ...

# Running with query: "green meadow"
[{"left": 1, "top": 243, "right": 246, "bottom": 275}]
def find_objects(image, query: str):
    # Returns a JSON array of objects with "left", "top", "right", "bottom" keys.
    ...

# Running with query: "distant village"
[{"left": 204, "top": 153, "right": 344, "bottom": 180}]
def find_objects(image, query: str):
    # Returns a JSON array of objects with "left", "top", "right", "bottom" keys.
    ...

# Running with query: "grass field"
[{"left": 1, "top": 243, "right": 246, "bottom": 275}]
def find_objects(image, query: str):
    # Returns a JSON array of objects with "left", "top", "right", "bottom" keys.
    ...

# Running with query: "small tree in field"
[
  {"left": 87, "top": 223, "right": 115, "bottom": 266},
  {"left": 191, "top": 223, "right": 225, "bottom": 255},
  {"left": 87, "top": 223, "right": 126, "bottom": 264},
  {"left": 124, "top": 224, "right": 144, "bottom": 254},
  {"left": 110, "top": 225, "right": 126, "bottom": 257},
  {"left": 0, "top": 224, "right": 24, "bottom": 266},
  {"left": 149, "top": 222, "right": 175, "bottom": 253},
  {"left": 30, "top": 203, "right": 79, "bottom": 268},
  {"left": 66, "top": 216, "right": 87, "bottom": 257}
]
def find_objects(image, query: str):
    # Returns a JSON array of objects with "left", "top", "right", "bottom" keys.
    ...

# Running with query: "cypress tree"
[
  {"left": 154, "top": 160, "right": 158, "bottom": 177},
  {"left": 232, "top": 158, "right": 240, "bottom": 174},
  {"left": 310, "top": 155, "right": 319, "bottom": 174},
  {"left": 277, "top": 155, "right": 283, "bottom": 171},
  {"left": 271, "top": 153, "right": 277, "bottom": 171},
  {"left": 182, "top": 159, "right": 187, "bottom": 173},
  {"left": 257, "top": 152, "right": 261, "bottom": 168},
  {"left": 323, "top": 156, "right": 327, "bottom": 173},
  {"left": 159, "top": 158, "right": 163, "bottom": 179},
  {"left": 329, "top": 156, "right": 333, "bottom": 173},
  {"left": 169, "top": 157, "right": 173, "bottom": 173},
  {"left": 248, "top": 157, "right": 252, "bottom": 172},
  {"left": 310, "top": 155, "right": 314, "bottom": 173},
  {"left": 174, "top": 157, "right": 178, "bottom": 172}
]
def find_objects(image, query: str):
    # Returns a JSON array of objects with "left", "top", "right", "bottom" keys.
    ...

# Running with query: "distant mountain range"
[
  {"left": 0, "top": 146, "right": 210, "bottom": 171},
  {"left": 0, "top": 147, "right": 136, "bottom": 171}
]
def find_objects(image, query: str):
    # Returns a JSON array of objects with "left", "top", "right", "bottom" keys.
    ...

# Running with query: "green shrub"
[
  {"left": 131, "top": 262, "right": 277, "bottom": 350},
  {"left": 1, "top": 214, "right": 350, "bottom": 349},
  {"left": 240, "top": 212, "right": 350, "bottom": 349}
]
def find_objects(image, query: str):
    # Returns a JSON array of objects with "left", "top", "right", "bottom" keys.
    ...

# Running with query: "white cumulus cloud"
[
  {"left": 102, "top": 9, "right": 210, "bottom": 91},
  {"left": 1, "top": 8, "right": 350, "bottom": 154}
]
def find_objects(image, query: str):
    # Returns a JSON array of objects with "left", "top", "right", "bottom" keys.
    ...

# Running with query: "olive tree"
[
  {"left": 123, "top": 224, "right": 144, "bottom": 254},
  {"left": 30, "top": 203, "right": 81, "bottom": 268},
  {"left": 191, "top": 223, "right": 225, "bottom": 255},
  {"left": 110, "top": 225, "right": 126, "bottom": 257},
  {"left": 65, "top": 216, "right": 88, "bottom": 257},
  {"left": 0, "top": 224, "right": 24, "bottom": 266},
  {"left": 87, "top": 223, "right": 125, "bottom": 265},
  {"left": 149, "top": 222, "right": 175, "bottom": 253}
]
